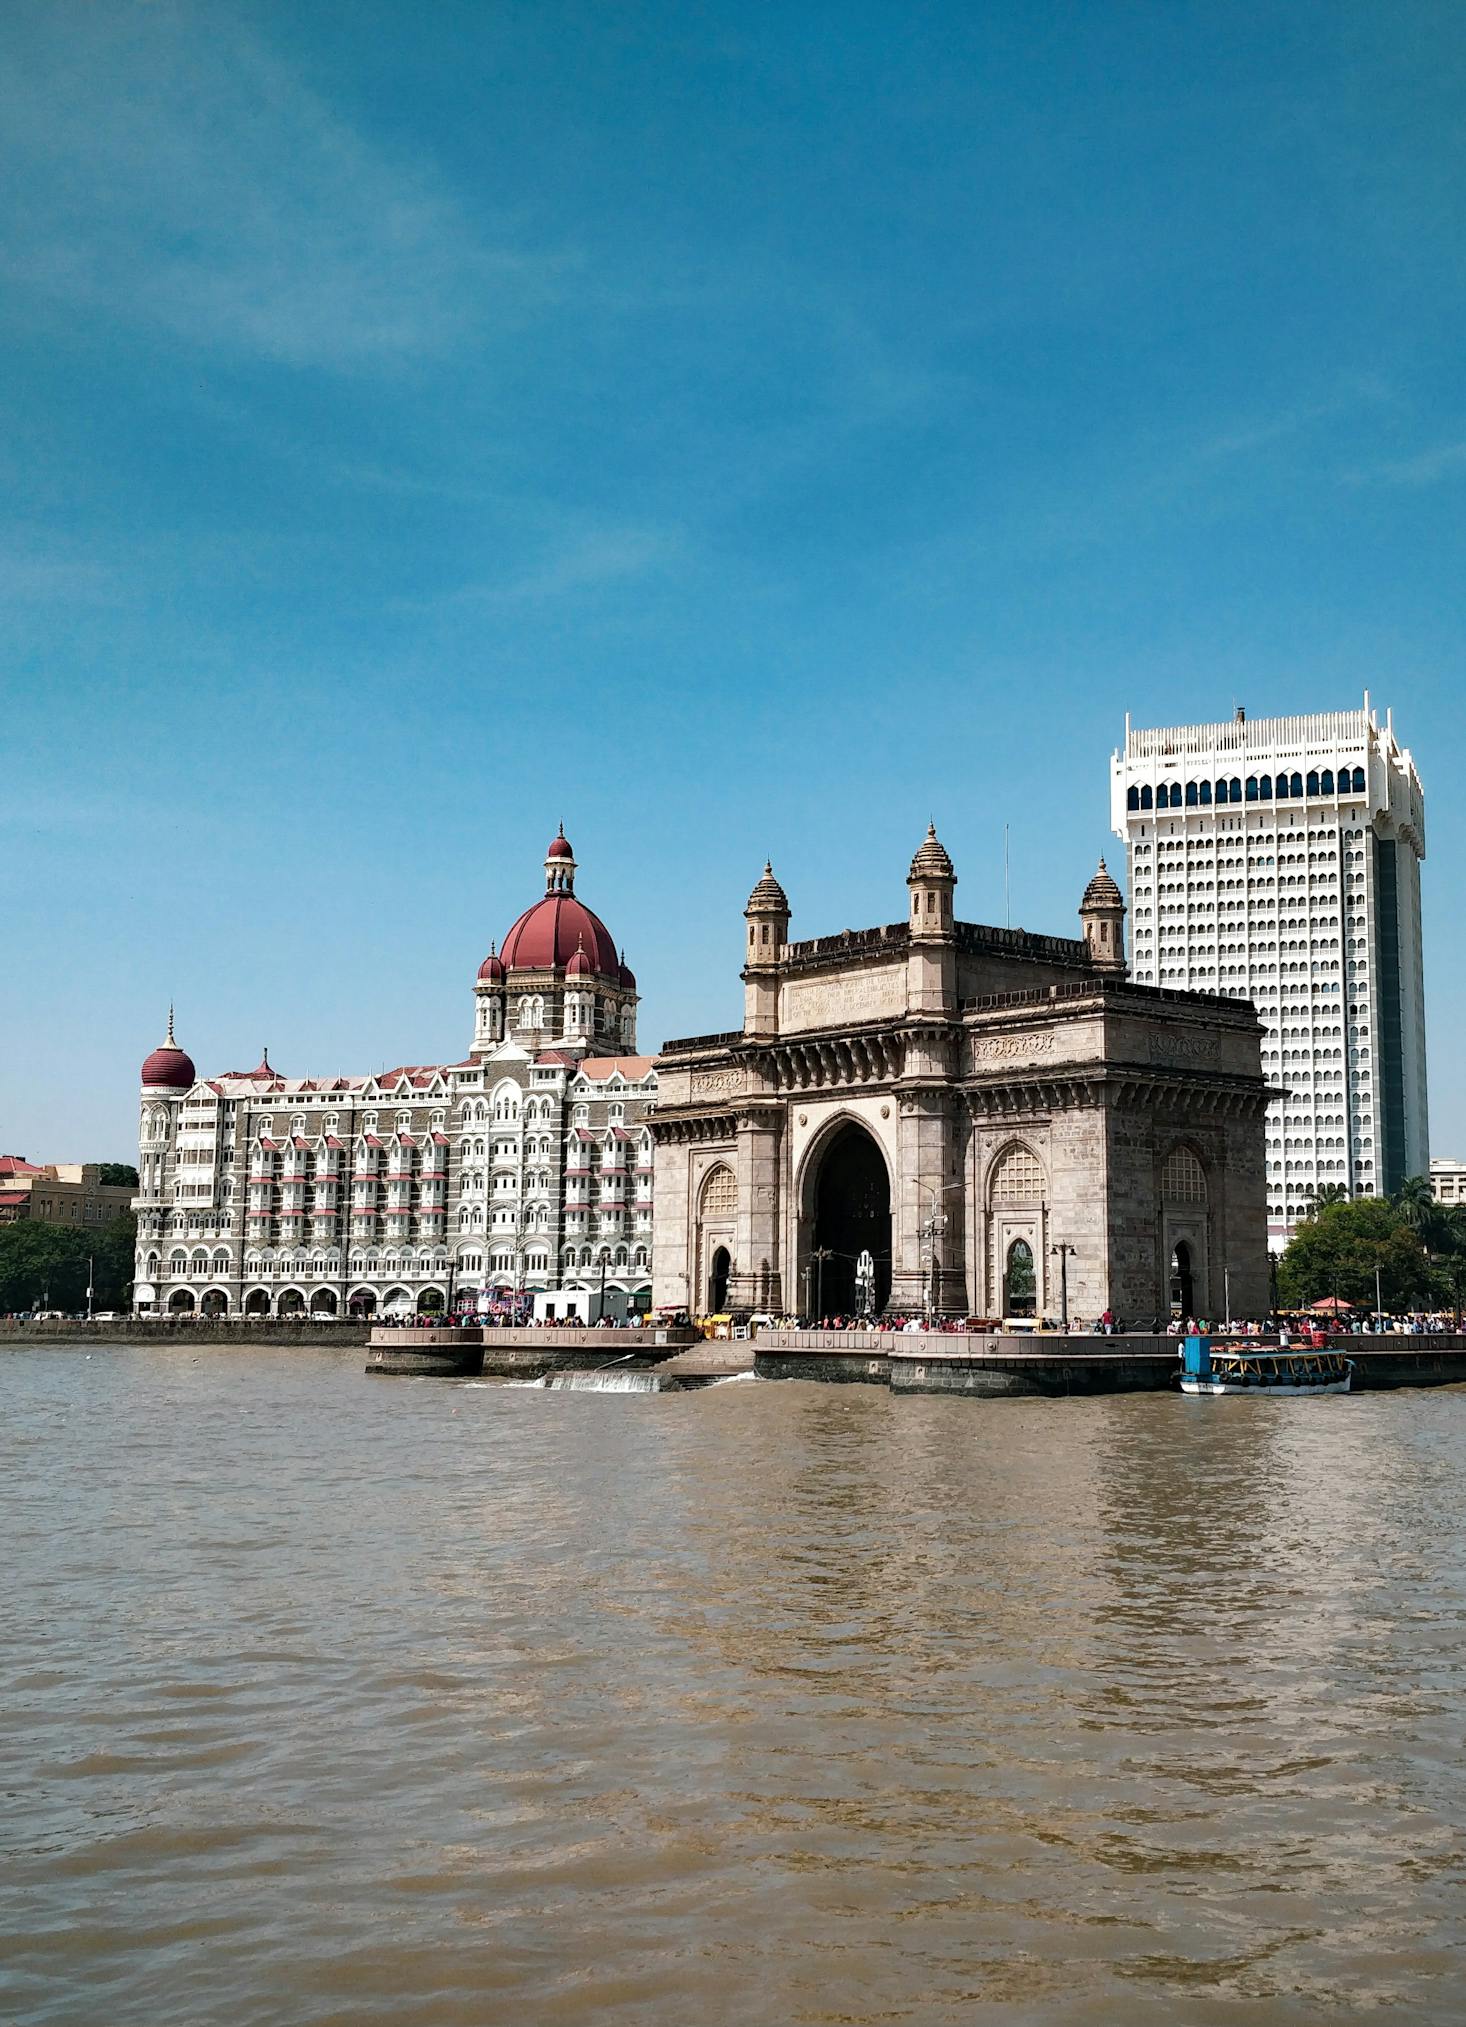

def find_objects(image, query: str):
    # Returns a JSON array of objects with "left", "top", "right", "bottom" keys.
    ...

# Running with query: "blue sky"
[{"left": 2, "top": 0, "right": 1463, "bottom": 1161}]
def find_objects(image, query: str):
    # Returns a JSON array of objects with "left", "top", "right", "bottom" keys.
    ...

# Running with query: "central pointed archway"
[{"left": 806, "top": 1120, "right": 892, "bottom": 1319}]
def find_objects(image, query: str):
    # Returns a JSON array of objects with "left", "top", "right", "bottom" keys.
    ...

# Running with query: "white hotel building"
[
  {"left": 132, "top": 832, "right": 658, "bottom": 1319},
  {"left": 1112, "top": 700, "right": 1428, "bottom": 1245}
]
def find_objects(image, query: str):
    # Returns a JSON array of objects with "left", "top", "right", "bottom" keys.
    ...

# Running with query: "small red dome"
[
  {"left": 477, "top": 943, "right": 505, "bottom": 983},
  {"left": 141, "top": 1012, "right": 195, "bottom": 1090},
  {"left": 618, "top": 959, "right": 637, "bottom": 991},
  {"left": 501, "top": 894, "right": 619, "bottom": 973},
  {"left": 141, "top": 1043, "right": 195, "bottom": 1089},
  {"left": 565, "top": 940, "right": 595, "bottom": 979},
  {"left": 546, "top": 826, "right": 574, "bottom": 861}
]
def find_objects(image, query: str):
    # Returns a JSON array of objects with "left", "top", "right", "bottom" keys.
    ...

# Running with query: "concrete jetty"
[{"left": 753, "top": 1328, "right": 1466, "bottom": 1397}]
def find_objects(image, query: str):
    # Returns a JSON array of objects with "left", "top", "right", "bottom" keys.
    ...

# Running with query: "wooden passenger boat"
[{"left": 1179, "top": 1334, "right": 1352, "bottom": 1397}]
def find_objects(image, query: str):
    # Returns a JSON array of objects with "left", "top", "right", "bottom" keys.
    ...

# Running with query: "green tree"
[
  {"left": 0, "top": 1222, "right": 87, "bottom": 1312},
  {"left": 1277, "top": 1198, "right": 1427, "bottom": 1311},
  {"left": 1304, "top": 1182, "right": 1351, "bottom": 1214},
  {"left": 1394, "top": 1173, "right": 1445, "bottom": 1252},
  {"left": 97, "top": 1163, "right": 139, "bottom": 1188},
  {"left": 0, "top": 1211, "right": 136, "bottom": 1314},
  {"left": 90, "top": 1213, "right": 137, "bottom": 1309}
]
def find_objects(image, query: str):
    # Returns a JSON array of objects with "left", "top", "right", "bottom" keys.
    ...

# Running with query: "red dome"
[
  {"left": 546, "top": 827, "right": 575, "bottom": 860},
  {"left": 477, "top": 945, "right": 505, "bottom": 983},
  {"left": 500, "top": 894, "right": 619, "bottom": 974},
  {"left": 141, "top": 1041, "right": 195, "bottom": 1089},
  {"left": 565, "top": 940, "right": 595, "bottom": 979},
  {"left": 618, "top": 960, "right": 637, "bottom": 991}
]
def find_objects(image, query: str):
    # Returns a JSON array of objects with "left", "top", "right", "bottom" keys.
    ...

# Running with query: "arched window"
[
  {"left": 1259, "top": 774, "right": 1272, "bottom": 798},
  {"left": 1170, "top": 781, "right": 1182, "bottom": 806},
  {"left": 989, "top": 1145, "right": 1044, "bottom": 1202},
  {"left": 700, "top": 1165, "right": 737, "bottom": 1218},
  {"left": 1290, "top": 772, "right": 1303, "bottom": 798},
  {"left": 1246, "top": 776, "right": 1258, "bottom": 801},
  {"left": 1161, "top": 1146, "right": 1208, "bottom": 1203},
  {"left": 1228, "top": 778, "right": 1241, "bottom": 803},
  {"left": 1139, "top": 784, "right": 1152, "bottom": 809},
  {"left": 1156, "top": 784, "right": 1169, "bottom": 809},
  {"left": 1351, "top": 766, "right": 1365, "bottom": 792},
  {"left": 1306, "top": 770, "right": 1319, "bottom": 796},
  {"left": 1185, "top": 781, "right": 1199, "bottom": 807},
  {"left": 1320, "top": 769, "right": 1334, "bottom": 794},
  {"left": 1127, "top": 786, "right": 1140, "bottom": 811}
]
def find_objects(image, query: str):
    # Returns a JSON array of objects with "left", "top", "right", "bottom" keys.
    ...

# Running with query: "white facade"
[
  {"left": 1112, "top": 698, "right": 1428, "bottom": 1246},
  {"left": 1430, "top": 1157, "right": 1466, "bottom": 1208},
  {"left": 133, "top": 834, "right": 657, "bottom": 1319}
]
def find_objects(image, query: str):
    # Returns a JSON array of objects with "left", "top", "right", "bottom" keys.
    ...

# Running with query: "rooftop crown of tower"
[
  {"left": 743, "top": 860, "right": 789, "bottom": 1034},
  {"left": 907, "top": 822, "right": 956, "bottom": 944},
  {"left": 544, "top": 824, "right": 576, "bottom": 894},
  {"left": 1079, "top": 856, "right": 1127, "bottom": 973}
]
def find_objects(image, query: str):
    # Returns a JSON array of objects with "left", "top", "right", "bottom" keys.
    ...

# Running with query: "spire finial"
[{"left": 166, "top": 1002, "right": 176, "bottom": 1045}]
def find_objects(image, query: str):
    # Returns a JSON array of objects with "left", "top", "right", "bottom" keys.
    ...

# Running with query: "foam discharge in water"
[{"left": 544, "top": 1369, "right": 663, "bottom": 1392}]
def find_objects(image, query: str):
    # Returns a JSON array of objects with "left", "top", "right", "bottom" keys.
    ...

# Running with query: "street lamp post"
[
  {"left": 1049, "top": 1242, "right": 1076, "bottom": 1329},
  {"left": 1375, "top": 1263, "right": 1383, "bottom": 1329},
  {"left": 914, "top": 1181, "right": 962, "bottom": 1326},
  {"left": 86, "top": 1255, "right": 95, "bottom": 1324},
  {"left": 597, "top": 1247, "right": 610, "bottom": 1324},
  {"left": 811, "top": 1246, "right": 835, "bottom": 1324}
]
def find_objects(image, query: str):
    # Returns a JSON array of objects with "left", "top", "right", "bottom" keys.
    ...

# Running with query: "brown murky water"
[{"left": 4, "top": 1346, "right": 1465, "bottom": 2024}]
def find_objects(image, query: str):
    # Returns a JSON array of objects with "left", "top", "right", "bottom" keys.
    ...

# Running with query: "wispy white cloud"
[
  {"left": 1365, "top": 439, "right": 1466, "bottom": 487},
  {"left": 428, "top": 521, "right": 684, "bottom": 608},
  {"left": 0, "top": 5, "right": 569, "bottom": 370}
]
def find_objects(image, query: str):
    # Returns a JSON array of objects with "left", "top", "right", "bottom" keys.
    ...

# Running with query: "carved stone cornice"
[
  {"left": 963, "top": 1061, "right": 1271, "bottom": 1121},
  {"left": 647, "top": 1108, "right": 737, "bottom": 1146}
]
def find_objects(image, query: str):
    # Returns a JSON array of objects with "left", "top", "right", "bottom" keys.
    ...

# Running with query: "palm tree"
[
  {"left": 1304, "top": 1182, "right": 1351, "bottom": 1215},
  {"left": 1394, "top": 1174, "right": 1442, "bottom": 1241},
  {"left": 1394, "top": 1174, "right": 1444, "bottom": 1307}
]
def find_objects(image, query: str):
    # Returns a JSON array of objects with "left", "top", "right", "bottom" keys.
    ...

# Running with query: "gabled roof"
[
  {"left": 0, "top": 1155, "right": 44, "bottom": 1176},
  {"left": 573, "top": 1056, "right": 655, "bottom": 1082}
]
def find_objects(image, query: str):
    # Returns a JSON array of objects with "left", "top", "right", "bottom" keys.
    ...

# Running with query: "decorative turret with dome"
[
  {"left": 907, "top": 822, "right": 956, "bottom": 941},
  {"left": 905, "top": 822, "right": 956, "bottom": 1017},
  {"left": 742, "top": 861, "right": 790, "bottom": 1036},
  {"left": 140, "top": 1007, "right": 196, "bottom": 1091},
  {"left": 471, "top": 829, "right": 638, "bottom": 1059},
  {"left": 1079, "top": 857, "right": 1127, "bottom": 974}
]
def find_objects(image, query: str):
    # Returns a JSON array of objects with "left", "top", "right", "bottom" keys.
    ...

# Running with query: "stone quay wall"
[
  {"left": 754, "top": 1329, "right": 1466, "bottom": 1397},
  {"left": 0, "top": 1318, "right": 371, "bottom": 1349}
]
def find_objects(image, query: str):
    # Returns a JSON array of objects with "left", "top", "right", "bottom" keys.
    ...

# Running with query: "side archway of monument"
[
  {"left": 983, "top": 1140, "right": 1048, "bottom": 1318},
  {"left": 1158, "top": 1141, "right": 1211, "bottom": 1317},
  {"left": 694, "top": 1161, "right": 737, "bottom": 1315},
  {"left": 794, "top": 1110, "right": 895, "bottom": 1320}
]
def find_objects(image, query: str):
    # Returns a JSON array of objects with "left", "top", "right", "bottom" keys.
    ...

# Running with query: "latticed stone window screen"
[
  {"left": 700, "top": 1165, "right": 737, "bottom": 1217},
  {"left": 1162, "top": 1147, "right": 1208, "bottom": 1203},
  {"left": 990, "top": 1147, "right": 1044, "bottom": 1202}
]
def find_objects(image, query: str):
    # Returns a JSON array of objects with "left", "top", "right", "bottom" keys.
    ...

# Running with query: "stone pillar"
[
  {"left": 730, "top": 1103, "right": 783, "bottom": 1310},
  {"left": 888, "top": 1074, "right": 963, "bottom": 1314},
  {"left": 650, "top": 1128, "right": 693, "bottom": 1312}
]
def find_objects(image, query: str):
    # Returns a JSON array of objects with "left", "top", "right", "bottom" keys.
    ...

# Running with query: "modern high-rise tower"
[{"left": 1112, "top": 698, "right": 1428, "bottom": 1247}]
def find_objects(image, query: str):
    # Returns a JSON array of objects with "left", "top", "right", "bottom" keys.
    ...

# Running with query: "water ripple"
[{"left": 2, "top": 1347, "right": 1464, "bottom": 2023}]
